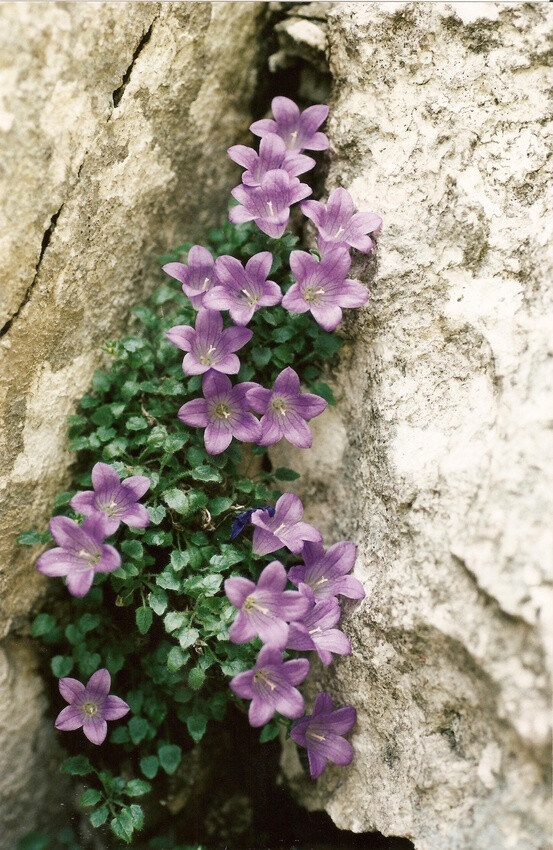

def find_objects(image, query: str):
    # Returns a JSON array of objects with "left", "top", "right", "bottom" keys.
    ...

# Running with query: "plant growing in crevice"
[{"left": 21, "top": 95, "right": 381, "bottom": 846}]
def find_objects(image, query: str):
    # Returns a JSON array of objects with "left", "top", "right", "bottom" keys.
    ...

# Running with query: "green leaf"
[
  {"left": 252, "top": 346, "right": 272, "bottom": 367},
  {"left": 90, "top": 806, "right": 109, "bottom": 827},
  {"left": 128, "top": 717, "right": 150, "bottom": 745},
  {"left": 136, "top": 606, "right": 153, "bottom": 635},
  {"left": 17, "top": 833, "right": 50, "bottom": 850},
  {"left": 78, "top": 613, "right": 101, "bottom": 632},
  {"left": 186, "top": 713, "right": 207, "bottom": 743},
  {"left": 17, "top": 530, "right": 48, "bottom": 546},
  {"left": 208, "top": 496, "right": 233, "bottom": 516},
  {"left": 125, "top": 778, "right": 151, "bottom": 797},
  {"left": 51, "top": 655, "right": 73, "bottom": 678},
  {"left": 188, "top": 666, "right": 205, "bottom": 691},
  {"left": 110, "top": 812, "right": 133, "bottom": 844},
  {"left": 167, "top": 646, "right": 189, "bottom": 672},
  {"left": 158, "top": 744, "right": 182, "bottom": 776},
  {"left": 61, "top": 755, "right": 93, "bottom": 776},
  {"left": 121, "top": 540, "right": 144, "bottom": 560},
  {"left": 163, "top": 611, "right": 187, "bottom": 633},
  {"left": 147, "top": 504, "right": 166, "bottom": 525},
  {"left": 148, "top": 587, "right": 168, "bottom": 615},
  {"left": 190, "top": 464, "right": 222, "bottom": 483},
  {"left": 31, "top": 613, "right": 56, "bottom": 637},
  {"left": 209, "top": 545, "right": 242, "bottom": 570},
  {"left": 126, "top": 416, "right": 148, "bottom": 431},
  {"left": 156, "top": 567, "right": 181, "bottom": 591},
  {"left": 273, "top": 466, "right": 300, "bottom": 481},
  {"left": 178, "top": 627, "right": 199, "bottom": 649},
  {"left": 310, "top": 381, "right": 336, "bottom": 405},
  {"left": 163, "top": 488, "right": 207, "bottom": 517},
  {"left": 80, "top": 788, "right": 102, "bottom": 807},
  {"left": 129, "top": 803, "right": 144, "bottom": 830},
  {"left": 259, "top": 720, "right": 281, "bottom": 742},
  {"left": 170, "top": 549, "right": 190, "bottom": 572},
  {"left": 183, "top": 573, "right": 222, "bottom": 597},
  {"left": 53, "top": 491, "right": 74, "bottom": 509},
  {"left": 140, "top": 755, "right": 159, "bottom": 780}
]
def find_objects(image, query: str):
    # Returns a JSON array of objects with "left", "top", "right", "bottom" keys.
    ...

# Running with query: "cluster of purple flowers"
[
  {"left": 37, "top": 462, "right": 150, "bottom": 598},
  {"left": 225, "top": 492, "right": 364, "bottom": 777}
]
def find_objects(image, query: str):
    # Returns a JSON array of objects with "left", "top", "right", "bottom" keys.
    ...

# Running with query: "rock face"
[
  {"left": 274, "top": 3, "right": 553, "bottom": 849},
  {"left": 0, "top": 3, "right": 266, "bottom": 845}
]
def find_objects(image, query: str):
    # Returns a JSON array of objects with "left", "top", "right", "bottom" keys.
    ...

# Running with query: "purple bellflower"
[
  {"left": 70, "top": 462, "right": 150, "bottom": 535},
  {"left": 55, "top": 668, "right": 129, "bottom": 745},
  {"left": 228, "top": 134, "right": 315, "bottom": 187},
  {"left": 166, "top": 308, "right": 253, "bottom": 376},
  {"left": 230, "top": 644, "right": 310, "bottom": 727},
  {"left": 290, "top": 692, "right": 356, "bottom": 778},
  {"left": 250, "top": 96, "right": 329, "bottom": 152},
  {"left": 203, "top": 252, "right": 282, "bottom": 326},
  {"left": 288, "top": 540, "right": 365, "bottom": 601},
  {"left": 225, "top": 560, "right": 312, "bottom": 648},
  {"left": 230, "top": 506, "right": 275, "bottom": 541},
  {"left": 250, "top": 493, "right": 322, "bottom": 556},
  {"left": 229, "top": 170, "right": 311, "bottom": 239},
  {"left": 162, "top": 245, "right": 217, "bottom": 309},
  {"left": 36, "top": 514, "right": 121, "bottom": 598},
  {"left": 301, "top": 187, "right": 383, "bottom": 255},
  {"left": 287, "top": 585, "right": 351, "bottom": 666},
  {"left": 282, "top": 248, "right": 368, "bottom": 332},
  {"left": 178, "top": 371, "right": 261, "bottom": 455},
  {"left": 246, "top": 367, "right": 327, "bottom": 448}
]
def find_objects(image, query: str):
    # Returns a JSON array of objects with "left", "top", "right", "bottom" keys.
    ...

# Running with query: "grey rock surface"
[
  {"left": 274, "top": 3, "right": 553, "bottom": 849},
  {"left": 0, "top": 2, "right": 265, "bottom": 845}
]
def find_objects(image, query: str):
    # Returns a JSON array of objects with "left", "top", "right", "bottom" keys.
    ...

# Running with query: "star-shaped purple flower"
[
  {"left": 203, "top": 252, "right": 282, "bottom": 326},
  {"left": 228, "top": 134, "right": 315, "bottom": 187},
  {"left": 288, "top": 540, "right": 365, "bottom": 601},
  {"left": 246, "top": 367, "right": 327, "bottom": 449},
  {"left": 250, "top": 96, "right": 329, "bottom": 152},
  {"left": 250, "top": 493, "right": 322, "bottom": 556},
  {"left": 225, "top": 560, "right": 312, "bottom": 649},
  {"left": 301, "top": 187, "right": 383, "bottom": 255},
  {"left": 178, "top": 371, "right": 261, "bottom": 455},
  {"left": 166, "top": 308, "right": 253, "bottom": 376},
  {"left": 55, "top": 668, "right": 129, "bottom": 745},
  {"left": 287, "top": 586, "right": 351, "bottom": 667},
  {"left": 290, "top": 692, "right": 357, "bottom": 778},
  {"left": 162, "top": 245, "right": 217, "bottom": 309},
  {"left": 230, "top": 645, "right": 310, "bottom": 727},
  {"left": 70, "top": 462, "right": 150, "bottom": 535},
  {"left": 229, "top": 170, "right": 311, "bottom": 239},
  {"left": 282, "top": 248, "right": 368, "bottom": 332},
  {"left": 36, "top": 514, "right": 121, "bottom": 598}
]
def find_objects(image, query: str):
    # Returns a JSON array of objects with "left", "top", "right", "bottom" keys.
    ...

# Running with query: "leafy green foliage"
[{"left": 27, "top": 216, "right": 343, "bottom": 844}]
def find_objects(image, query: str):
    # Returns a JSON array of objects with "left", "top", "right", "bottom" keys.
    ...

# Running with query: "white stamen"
[
  {"left": 274, "top": 523, "right": 286, "bottom": 535},
  {"left": 335, "top": 226, "right": 345, "bottom": 238},
  {"left": 266, "top": 200, "right": 274, "bottom": 216},
  {"left": 202, "top": 277, "right": 210, "bottom": 290}
]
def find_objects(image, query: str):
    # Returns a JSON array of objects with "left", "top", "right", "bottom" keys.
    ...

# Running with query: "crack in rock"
[
  {"left": 112, "top": 16, "right": 157, "bottom": 108},
  {"left": 0, "top": 204, "right": 63, "bottom": 339}
]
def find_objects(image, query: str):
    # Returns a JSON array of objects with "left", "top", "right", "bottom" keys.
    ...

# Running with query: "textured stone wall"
[
  {"left": 273, "top": 4, "right": 553, "bottom": 850},
  {"left": 0, "top": 3, "right": 266, "bottom": 845}
]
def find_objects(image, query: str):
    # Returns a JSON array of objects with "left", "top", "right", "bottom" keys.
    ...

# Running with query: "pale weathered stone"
[
  {"left": 274, "top": 3, "right": 553, "bottom": 849},
  {"left": 0, "top": 3, "right": 266, "bottom": 845}
]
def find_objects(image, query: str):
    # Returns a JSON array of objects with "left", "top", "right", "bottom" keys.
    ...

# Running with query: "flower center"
[
  {"left": 311, "top": 576, "right": 328, "bottom": 589},
  {"left": 308, "top": 626, "right": 322, "bottom": 635},
  {"left": 244, "top": 595, "right": 268, "bottom": 615},
  {"left": 289, "top": 130, "right": 298, "bottom": 145},
  {"left": 82, "top": 701, "right": 98, "bottom": 717},
  {"left": 335, "top": 225, "right": 345, "bottom": 238},
  {"left": 202, "top": 276, "right": 210, "bottom": 290},
  {"left": 253, "top": 670, "right": 277, "bottom": 691},
  {"left": 270, "top": 397, "right": 288, "bottom": 415},
  {"left": 306, "top": 729, "right": 326, "bottom": 742},
  {"left": 303, "top": 286, "right": 326, "bottom": 303},
  {"left": 78, "top": 549, "right": 101, "bottom": 568},
  {"left": 266, "top": 200, "right": 274, "bottom": 216},
  {"left": 199, "top": 345, "right": 217, "bottom": 366},
  {"left": 241, "top": 289, "right": 259, "bottom": 307},
  {"left": 274, "top": 523, "right": 286, "bottom": 535},
  {"left": 214, "top": 402, "right": 231, "bottom": 420}
]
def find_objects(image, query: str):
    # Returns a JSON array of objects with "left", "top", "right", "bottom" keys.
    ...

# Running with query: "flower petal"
[
  {"left": 103, "top": 695, "right": 130, "bottom": 721},
  {"left": 59, "top": 677, "right": 86, "bottom": 705},
  {"left": 69, "top": 491, "right": 96, "bottom": 514},
  {"left": 121, "top": 475, "right": 150, "bottom": 499},
  {"left": 257, "top": 560, "right": 287, "bottom": 592},
  {"left": 308, "top": 748, "right": 327, "bottom": 778},
  {"left": 96, "top": 544, "right": 122, "bottom": 573},
  {"left": 166, "top": 324, "right": 195, "bottom": 351},
  {"left": 178, "top": 398, "right": 208, "bottom": 428},
  {"left": 82, "top": 716, "right": 108, "bottom": 745},
  {"left": 283, "top": 657, "right": 310, "bottom": 686},
  {"left": 249, "top": 697, "right": 275, "bottom": 727},
  {"left": 86, "top": 668, "right": 111, "bottom": 699},
  {"left": 229, "top": 611, "right": 258, "bottom": 644},
  {"left": 65, "top": 570, "right": 94, "bottom": 598},
  {"left": 229, "top": 670, "right": 255, "bottom": 699},
  {"left": 91, "top": 462, "right": 121, "bottom": 494},
  {"left": 120, "top": 504, "right": 151, "bottom": 530},
  {"left": 204, "top": 421, "right": 233, "bottom": 455},
  {"left": 252, "top": 527, "right": 282, "bottom": 556},
  {"left": 55, "top": 705, "right": 84, "bottom": 731}
]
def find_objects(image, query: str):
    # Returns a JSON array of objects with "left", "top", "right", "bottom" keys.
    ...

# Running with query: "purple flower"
[
  {"left": 230, "top": 645, "right": 310, "bottom": 727},
  {"left": 166, "top": 308, "right": 253, "bottom": 376},
  {"left": 288, "top": 540, "right": 365, "bottom": 601},
  {"left": 230, "top": 506, "right": 275, "bottom": 541},
  {"left": 55, "top": 668, "right": 129, "bottom": 745},
  {"left": 250, "top": 493, "right": 322, "bottom": 556},
  {"left": 70, "top": 462, "right": 150, "bottom": 535},
  {"left": 250, "top": 96, "right": 329, "bottom": 152},
  {"left": 228, "top": 134, "right": 315, "bottom": 187},
  {"left": 36, "top": 514, "right": 121, "bottom": 598},
  {"left": 225, "top": 560, "right": 312, "bottom": 649},
  {"left": 301, "top": 187, "right": 383, "bottom": 255},
  {"left": 282, "top": 248, "right": 368, "bottom": 332},
  {"left": 246, "top": 367, "right": 327, "bottom": 448},
  {"left": 203, "top": 252, "right": 282, "bottom": 326},
  {"left": 178, "top": 371, "right": 261, "bottom": 455},
  {"left": 287, "top": 586, "right": 351, "bottom": 666},
  {"left": 290, "top": 692, "right": 356, "bottom": 778},
  {"left": 162, "top": 245, "right": 217, "bottom": 309},
  {"left": 229, "top": 170, "right": 311, "bottom": 239}
]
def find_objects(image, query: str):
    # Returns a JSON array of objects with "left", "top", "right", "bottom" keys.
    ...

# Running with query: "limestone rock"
[{"left": 274, "top": 3, "right": 553, "bottom": 849}]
